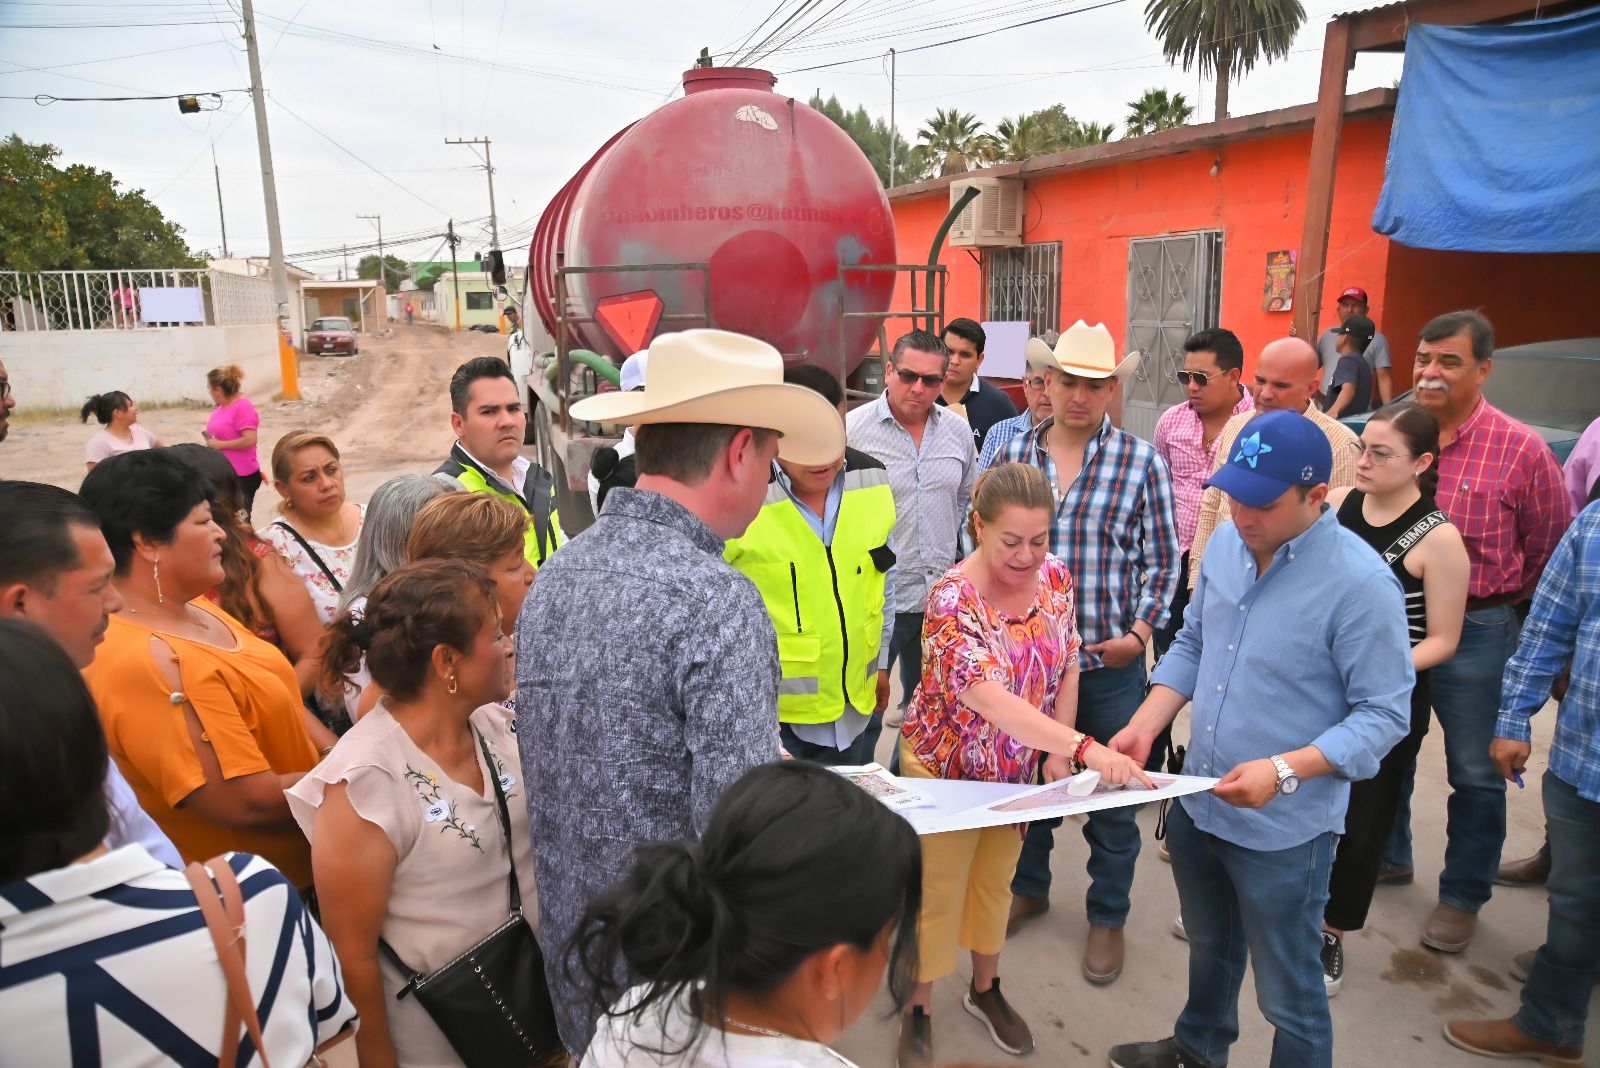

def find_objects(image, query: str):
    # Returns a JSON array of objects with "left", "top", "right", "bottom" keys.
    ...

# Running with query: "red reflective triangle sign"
[{"left": 594, "top": 291, "right": 664, "bottom": 355}]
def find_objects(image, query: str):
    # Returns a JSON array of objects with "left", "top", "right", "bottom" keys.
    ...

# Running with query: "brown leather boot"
[
  {"left": 1422, "top": 902, "right": 1478, "bottom": 953},
  {"left": 1006, "top": 893, "right": 1048, "bottom": 937},
  {"left": 1443, "top": 1017, "right": 1583, "bottom": 1066},
  {"left": 1495, "top": 848, "right": 1552, "bottom": 887},
  {"left": 1083, "top": 924, "right": 1125, "bottom": 985}
]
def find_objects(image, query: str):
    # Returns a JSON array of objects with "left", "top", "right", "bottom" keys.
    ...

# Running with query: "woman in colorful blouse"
[
  {"left": 897, "top": 463, "right": 1152, "bottom": 1066},
  {"left": 290, "top": 559, "right": 534, "bottom": 1068},
  {"left": 263, "top": 430, "right": 365, "bottom": 624},
  {"left": 201, "top": 364, "right": 263, "bottom": 512}
]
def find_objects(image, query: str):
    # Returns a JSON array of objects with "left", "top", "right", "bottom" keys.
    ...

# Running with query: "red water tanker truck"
[{"left": 509, "top": 64, "right": 951, "bottom": 526}]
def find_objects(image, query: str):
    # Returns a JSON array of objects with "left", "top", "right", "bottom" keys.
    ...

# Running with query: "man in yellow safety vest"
[
  {"left": 434, "top": 355, "right": 563, "bottom": 566},
  {"left": 725, "top": 364, "right": 898, "bottom": 765}
]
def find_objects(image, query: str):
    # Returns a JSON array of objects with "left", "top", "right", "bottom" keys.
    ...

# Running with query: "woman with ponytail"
[
  {"left": 575, "top": 760, "right": 922, "bottom": 1067},
  {"left": 1318, "top": 401, "right": 1470, "bottom": 993},
  {"left": 81, "top": 390, "right": 161, "bottom": 470},
  {"left": 289, "top": 559, "right": 534, "bottom": 1068}
]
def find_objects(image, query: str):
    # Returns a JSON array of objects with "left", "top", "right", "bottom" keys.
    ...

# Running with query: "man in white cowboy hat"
[
  {"left": 511, "top": 329, "right": 846, "bottom": 1056},
  {"left": 998, "top": 320, "right": 1181, "bottom": 988}
]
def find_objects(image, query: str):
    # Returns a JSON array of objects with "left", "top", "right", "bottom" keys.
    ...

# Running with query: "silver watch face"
[{"left": 1280, "top": 775, "right": 1300, "bottom": 795}]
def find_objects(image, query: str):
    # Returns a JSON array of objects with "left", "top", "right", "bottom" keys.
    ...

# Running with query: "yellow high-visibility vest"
[{"left": 725, "top": 456, "right": 896, "bottom": 724}]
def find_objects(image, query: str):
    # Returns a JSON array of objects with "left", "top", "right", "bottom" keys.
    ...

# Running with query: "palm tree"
[
  {"left": 1125, "top": 88, "right": 1196, "bottom": 137},
  {"left": 916, "top": 108, "right": 990, "bottom": 175},
  {"left": 1066, "top": 120, "right": 1116, "bottom": 148},
  {"left": 992, "top": 114, "right": 1054, "bottom": 162},
  {"left": 1144, "top": 0, "right": 1305, "bottom": 121}
]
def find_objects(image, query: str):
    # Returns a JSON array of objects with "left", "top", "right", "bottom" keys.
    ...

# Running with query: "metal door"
[
  {"left": 1122, "top": 232, "right": 1222, "bottom": 442},
  {"left": 984, "top": 242, "right": 1062, "bottom": 337}
]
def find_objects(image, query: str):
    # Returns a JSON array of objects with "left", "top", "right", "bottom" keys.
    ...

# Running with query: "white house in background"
[{"left": 209, "top": 257, "right": 318, "bottom": 342}]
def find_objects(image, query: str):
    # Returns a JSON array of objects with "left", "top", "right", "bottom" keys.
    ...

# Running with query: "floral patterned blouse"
[
  {"left": 902, "top": 556, "right": 1081, "bottom": 785},
  {"left": 261, "top": 505, "right": 365, "bottom": 625},
  {"left": 287, "top": 700, "right": 534, "bottom": 1068}
]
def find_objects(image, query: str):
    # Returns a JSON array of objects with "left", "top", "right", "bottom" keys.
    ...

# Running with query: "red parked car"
[{"left": 306, "top": 317, "right": 358, "bottom": 356}]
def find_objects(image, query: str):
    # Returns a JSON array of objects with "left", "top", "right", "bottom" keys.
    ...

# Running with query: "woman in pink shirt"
[
  {"left": 201, "top": 363, "right": 263, "bottom": 512},
  {"left": 81, "top": 390, "right": 162, "bottom": 471}
]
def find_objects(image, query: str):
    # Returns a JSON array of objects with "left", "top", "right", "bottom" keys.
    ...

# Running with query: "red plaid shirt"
[{"left": 1437, "top": 397, "right": 1571, "bottom": 600}]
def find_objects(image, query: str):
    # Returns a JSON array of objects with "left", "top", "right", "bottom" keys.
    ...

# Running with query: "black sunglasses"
[
  {"left": 1173, "top": 369, "right": 1227, "bottom": 386},
  {"left": 894, "top": 368, "right": 946, "bottom": 388}
]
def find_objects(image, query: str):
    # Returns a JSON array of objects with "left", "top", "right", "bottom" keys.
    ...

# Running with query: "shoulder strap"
[
  {"left": 1380, "top": 508, "right": 1450, "bottom": 565},
  {"left": 476, "top": 727, "right": 522, "bottom": 917},
  {"left": 185, "top": 858, "right": 272, "bottom": 1068},
  {"left": 271, "top": 520, "right": 343, "bottom": 592}
]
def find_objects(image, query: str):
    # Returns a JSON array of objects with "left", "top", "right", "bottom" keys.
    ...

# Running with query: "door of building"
[
  {"left": 984, "top": 241, "right": 1062, "bottom": 339},
  {"left": 1122, "top": 231, "right": 1222, "bottom": 442}
]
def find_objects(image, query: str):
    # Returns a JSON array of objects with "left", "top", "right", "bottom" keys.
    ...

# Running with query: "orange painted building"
[{"left": 886, "top": 87, "right": 1600, "bottom": 438}]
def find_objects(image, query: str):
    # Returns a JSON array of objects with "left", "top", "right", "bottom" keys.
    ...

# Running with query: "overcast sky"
[{"left": 1, "top": 1, "right": 1403, "bottom": 277}]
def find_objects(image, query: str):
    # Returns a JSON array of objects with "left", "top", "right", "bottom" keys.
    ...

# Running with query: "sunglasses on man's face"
[
  {"left": 894, "top": 368, "right": 946, "bottom": 389},
  {"left": 1173, "top": 369, "right": 1226, "bottom": 386}
]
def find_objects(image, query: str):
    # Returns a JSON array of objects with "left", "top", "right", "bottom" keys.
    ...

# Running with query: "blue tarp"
[{"left": 1372, "top": 6, "right": 1600, "bottom": 253}]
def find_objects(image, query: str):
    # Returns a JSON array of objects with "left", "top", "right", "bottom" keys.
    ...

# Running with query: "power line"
[
  {"left": 4, "top": 89, "right": 240, "bottom": 104},
  {"left": 780, "top": 0, "right": 1131, "bottom": 73},
  {"left": 269, "top": 97, "right": 459, "bottom": 217}
]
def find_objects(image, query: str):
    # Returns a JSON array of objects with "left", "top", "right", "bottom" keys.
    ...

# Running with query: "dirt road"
[
  {"left": 5, "top": 327, "right": 1592, "bottom": 1066},
  {"left": 0, "top": 323, "right": 503, "bottom": 517}
]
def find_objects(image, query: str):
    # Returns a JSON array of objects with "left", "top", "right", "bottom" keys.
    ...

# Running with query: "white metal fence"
[{"left": 0, "top": 269, "right": 277, "bottom": 332}]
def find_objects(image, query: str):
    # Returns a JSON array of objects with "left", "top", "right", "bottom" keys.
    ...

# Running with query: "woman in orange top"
[{"left": 79, "top": 449, "right": 332, "bottom": 888}]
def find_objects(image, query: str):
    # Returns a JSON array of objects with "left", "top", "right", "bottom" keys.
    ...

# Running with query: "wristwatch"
[{"left": 1270, "top": 755, "right": 1300, "bottom": 795}]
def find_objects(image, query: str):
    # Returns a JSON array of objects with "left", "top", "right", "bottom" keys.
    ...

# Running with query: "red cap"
[{"left": 1337, "top": 286, "right": 1369, "bottom": 305}]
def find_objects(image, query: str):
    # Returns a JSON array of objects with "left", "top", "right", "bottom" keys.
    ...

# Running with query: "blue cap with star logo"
[{"left": 1204, "top": 408, "right": 1333, "bottom": 507}]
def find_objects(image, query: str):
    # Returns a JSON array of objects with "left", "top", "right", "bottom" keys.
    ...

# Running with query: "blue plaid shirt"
[
  {"left": 998, "top": 415, "right": 1180, "bottom": 669},
  {"left": 1495, "top": 501, "right": 1600, "bottom": 801},
  {"left": 978, "top": 411, "right": 1039, "bottom": 471}
]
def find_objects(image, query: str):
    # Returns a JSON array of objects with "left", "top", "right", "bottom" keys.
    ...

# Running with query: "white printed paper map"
[{"left": 832, "top": 767, "right": 1220, "bottom": 836}]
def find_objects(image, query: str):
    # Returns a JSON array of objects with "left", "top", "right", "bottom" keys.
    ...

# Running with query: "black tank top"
[{"left": 1336, "top": 490, "right": 1448, "bottom": 647}]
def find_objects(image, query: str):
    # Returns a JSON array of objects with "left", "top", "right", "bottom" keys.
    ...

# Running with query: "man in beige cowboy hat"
[
  {"left": 512, "top": 329, "right": 845, "bottom": 1056},
  {"left": 998, "top": 321, "right": 1181, "bottom": 991}
]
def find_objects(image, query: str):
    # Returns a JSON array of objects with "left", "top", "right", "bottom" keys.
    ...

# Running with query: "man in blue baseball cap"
[{"left": 1105, "top": 408, "right": 1415, "bottom": 1068}]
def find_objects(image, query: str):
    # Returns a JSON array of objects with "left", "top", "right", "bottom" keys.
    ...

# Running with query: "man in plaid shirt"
[
  {"left": 1387, "top": 310, "right": 1571, "bottom": 956},
  {"left": 999, "top": 321, "right": 1180, "bottom": 986},
  {"left": 1446, "top": 500, "right": 1599, "bottom": 1066}
]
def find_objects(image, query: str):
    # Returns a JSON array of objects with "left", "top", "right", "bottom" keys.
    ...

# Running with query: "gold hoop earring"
[
  {"left": 447, "top": 673, "right": 458, "bottom": 695},
  {"left": 153, "top": 560, "right": 164, "bottom": 605}
]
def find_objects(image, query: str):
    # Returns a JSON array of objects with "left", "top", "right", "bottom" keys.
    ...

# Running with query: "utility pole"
[
  {"left": 357, "top": 213, "right": 384, "bottom": 289},
  {"left": 340, "top": 246, "right": 347, "bottom": 281},
  {"left": 446, "top": 218, "right": 462, "bottom": 332},
  {"left": 444, "top": 137, "right": 499, "bottom": 250},
  {"left": 211, "top": 143, "right": 229, "bottom": 258},
  {"left": 887, "top": 48, "right": 898, "bottom": 187},
  {"left": 239, "top": 0, "right": 296, "bottom": 397}
]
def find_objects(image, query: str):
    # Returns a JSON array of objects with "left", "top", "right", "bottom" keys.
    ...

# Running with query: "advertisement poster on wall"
[{"left": 1262, "top": 250, "right": 1297, "bottom": 312}]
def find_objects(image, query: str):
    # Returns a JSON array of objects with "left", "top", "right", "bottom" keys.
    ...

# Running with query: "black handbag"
[{"left": 378, "top": 730, "right": 561, "bottom": 1066}]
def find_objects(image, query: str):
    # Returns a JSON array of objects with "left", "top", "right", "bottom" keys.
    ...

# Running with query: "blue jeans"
[
  {"left": 1168, "top": 801, "right": 1337, "bottom": 1068},
  {"left": 1010, "top": 659, "right": 1148, "bottom": 927},
  {"left": 1516, "top": 771, "right": 1600, "bottom": 1048},
  {"left": 779, "top": 722, "right": 877, "bottom": 767},
  {"left": 1383, "top": 604, "right": 1520, "bottom": 910},
  {"left": 872, "top": 611, "right": 924, "bottom": 773}
]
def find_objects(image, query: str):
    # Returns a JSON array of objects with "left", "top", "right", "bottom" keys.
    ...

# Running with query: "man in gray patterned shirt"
[{"left": 513, "top": 330, "right": 847, "bottom": 1055}]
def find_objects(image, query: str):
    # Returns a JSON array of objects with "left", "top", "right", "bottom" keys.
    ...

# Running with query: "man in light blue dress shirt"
[{"left": 1104, "top": 410, "right": 1414, "bottom": 1068}]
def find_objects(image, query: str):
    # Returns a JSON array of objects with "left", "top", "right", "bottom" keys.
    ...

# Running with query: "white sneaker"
[{"left": 1171, "top": 915, "right": 1188, "bottom": 941}]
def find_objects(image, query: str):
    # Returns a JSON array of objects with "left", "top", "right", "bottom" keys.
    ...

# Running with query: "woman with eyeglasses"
[{"left": 1317, "top": 402, "right": 1469, "bottom": 995}]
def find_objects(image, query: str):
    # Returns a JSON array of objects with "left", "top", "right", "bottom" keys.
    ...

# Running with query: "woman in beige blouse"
[{"left": 289, "top": 560, "right": 533, "bottom": 1068}]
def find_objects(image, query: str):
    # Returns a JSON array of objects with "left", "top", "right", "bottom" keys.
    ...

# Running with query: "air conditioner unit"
[{"left": 948, "top": 176, "right": 1024, "bottom": 248}]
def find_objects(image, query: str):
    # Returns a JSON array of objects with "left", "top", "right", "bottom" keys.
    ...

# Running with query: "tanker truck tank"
[{"left": 527, "top": 65, "right": 897, "bottom": 378}]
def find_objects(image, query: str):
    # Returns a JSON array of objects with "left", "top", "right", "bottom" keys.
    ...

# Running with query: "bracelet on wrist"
[
  {"left": 1071, "top": 732, "right": 1095, "bottom": 772},
  {"left": 1127, "top": 630, "right": 1148, "bottom": 649}
]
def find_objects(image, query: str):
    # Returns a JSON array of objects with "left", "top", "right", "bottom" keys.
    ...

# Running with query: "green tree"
[
  {"left": 1124, "top": 88, "right": 1196, "bottom": 137},
  {"left": 989, "top": 106, "right": 1118, "bottom": 162},
  {"left": 1068, "top": 120, "right": 1117, "bottom": 147},
  {"left": 807, "top": 93, "right": 916, "bottom": 187},
  {"left": 357, "top": 253, "right": 408, "bottom": 290},
  {"left": 915, "top": 108, "right": 991, "bottom": 177},
  {"left": 1144, "top": 0, "right": 1305, "bottom": 121},
  {"left": 0, "top": 135, "right": 201, "bottom": 270}
]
